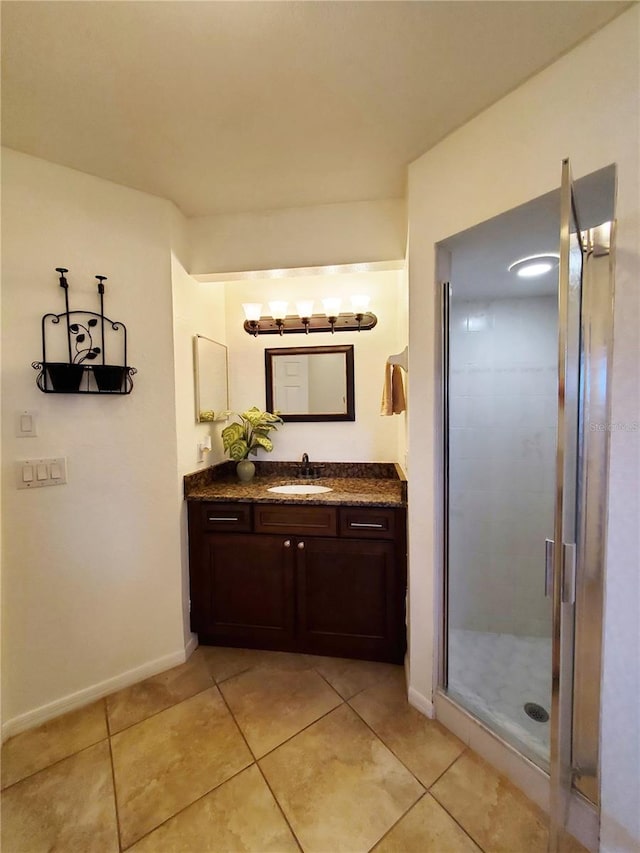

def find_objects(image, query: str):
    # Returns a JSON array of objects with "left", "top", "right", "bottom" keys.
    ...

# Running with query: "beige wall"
[
  {"left": 170, "top": 208, "right": 228, "bottom": 649},
  {"left": 406, "top": 7, "right": 639, "bottom": 850},
  {"left": 0, "top": 149, "right": 186, "bottom": 735},
  {"left": 189, "top": 198, "right": 407, "bottom": 276},
  {"left": 171, "top": 216, "right": 228, "bottom": 479},
  {"left": 396, "top": 264, "right": 409, "bottom": 473},
  {"left": 221, "top": 270, "right": 408, "bottom": 464}
]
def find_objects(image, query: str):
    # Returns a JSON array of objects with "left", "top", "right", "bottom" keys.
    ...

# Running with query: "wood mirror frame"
[{"left": 265, "top": 344, "right": 355, "bottom": 422}]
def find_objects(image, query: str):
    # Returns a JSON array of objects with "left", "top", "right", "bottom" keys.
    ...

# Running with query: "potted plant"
[{"left": 221, "top": 406, "right": 283, "bottom": 482}]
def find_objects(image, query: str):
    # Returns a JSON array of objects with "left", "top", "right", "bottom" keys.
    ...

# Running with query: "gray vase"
[{"left": 236, "top": 459, "right": 256, "bottom": 483}]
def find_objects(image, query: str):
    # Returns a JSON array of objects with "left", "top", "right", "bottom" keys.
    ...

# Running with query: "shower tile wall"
[{"left": 449, "top": 297, "right": 557, "bottom": 637}]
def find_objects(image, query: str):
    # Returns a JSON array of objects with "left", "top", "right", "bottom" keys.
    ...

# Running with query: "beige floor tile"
[
  {"left": 373, "top": 793, "right": 482, "bottom": 852},
  {"left": 198, "top": 645, "right": 314, "bottom": 683},
  {"left": 349, "top": 670, "right": 465, "bottom": 787},
  {"left": 220, "top": 666, "right": 342, "bottom": 758},
  {"left": 1, "top": 700, "right": 107, "bottom": 789},
  {"left": 129, "top": 764, "right": 299, "bottom": 853},
  {"left": 1, "top": 740, "right": 118, "bottom": 852},
  {"left": 106, "top": 649, "right": 213, "bottom": 734},
  {"left": 260, "top": 703, "right": 424, "bottom": 853},
  {"left": 310, "top": 654, "right": 403, "bottom": 699},
  {"left": 431, "top": 750, "right": 549, "bottom": 853},
  {"left": 112, "top": 686, "right": 252, "bottom": 848}
]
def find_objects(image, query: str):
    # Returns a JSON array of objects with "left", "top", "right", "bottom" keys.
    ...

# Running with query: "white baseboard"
[
  {"left": 2, "top": 643, "right": 195, "bottom": 742},
  {"left": 185, "top": 633, "right": 198, "bottom": 659},
  {"left": 407, "top": 685, "right": 435, "bottom": 719}
]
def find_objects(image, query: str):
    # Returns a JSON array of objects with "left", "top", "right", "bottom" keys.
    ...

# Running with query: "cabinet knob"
[
  {"left": 297, "top": 541, "right": 305, "bottom": 550},
  {"left": 284, "top": 539, "right": 291, "bottom": 548}
]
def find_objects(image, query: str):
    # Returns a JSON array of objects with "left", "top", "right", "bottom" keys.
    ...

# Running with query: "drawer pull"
[
  {"left": 208, "top": 516, "right": 239, "bottom": 523},
  {"left": 297, "top": 541, "right": 305, "bottom": 550},
  {"left": 350, "top": 522, "right": 385, "bottom": 529},
  {"left": 284, "top": 539, "right": 291, "bottom": 548}
]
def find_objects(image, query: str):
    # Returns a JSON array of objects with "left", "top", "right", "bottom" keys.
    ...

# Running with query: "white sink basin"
[{"left": 267, "top": 484, "right": 333, "bottom": 495}]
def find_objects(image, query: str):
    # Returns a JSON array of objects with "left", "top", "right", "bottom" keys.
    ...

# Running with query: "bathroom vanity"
[{"left": 185, "top": 462, "right": 407, "bottom": 663}]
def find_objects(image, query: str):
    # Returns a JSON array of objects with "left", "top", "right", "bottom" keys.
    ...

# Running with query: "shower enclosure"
[{"left": 439, "top": 162, "right": 615, "bottom": 848}]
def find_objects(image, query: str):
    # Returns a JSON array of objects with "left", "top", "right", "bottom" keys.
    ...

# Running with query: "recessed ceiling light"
[{"left": 508, "top": 254, "right": 559, "bottom": 278}]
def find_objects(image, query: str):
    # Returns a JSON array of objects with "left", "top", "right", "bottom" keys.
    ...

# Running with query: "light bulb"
[
  {"left": 351, "top": 294, "right": 370, "bottom": 312},
  {"left": 296, "top": 300, "right": 314, "bottom": 318},
  {"left": 242, "top": 303, "right": 262, "bottom": 322},
  {"left": 268, "top": 300, "right": 288, "bottom": 319},
  {"left": 517, "top": 263, "right": 553, "bottom": 278},
  {"left": 322, "top": 297, "right": 342, "bottom": 317},
  {"left": 508, "top": 253, "right": 559, "bottom": 279}
]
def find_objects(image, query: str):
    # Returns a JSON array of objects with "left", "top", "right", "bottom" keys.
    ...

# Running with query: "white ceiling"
[
  {"left": 1, "top": 1, "right": 630, "bottom": 218},
  {"left": 442, "top": 164, "right": 617, "bottom": 300}
]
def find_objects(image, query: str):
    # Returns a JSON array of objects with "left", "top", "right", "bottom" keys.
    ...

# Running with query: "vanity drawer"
[
  {"left": 254, "top": 504, "right": 337, "bottom": 537},
  {"left": 199, "top": 502, "right": 252, "bottom": 533},
  {"left": 339, "top": 507, "right": 397, "bottom": 540}
]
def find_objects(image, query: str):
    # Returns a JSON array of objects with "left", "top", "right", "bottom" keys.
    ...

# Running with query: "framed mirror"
[
  {"left": 193, "top": 335, "right": 229, "bottom": 423},
  {"left": 265, "top": 344, "right": 355, "bottom": 422}
]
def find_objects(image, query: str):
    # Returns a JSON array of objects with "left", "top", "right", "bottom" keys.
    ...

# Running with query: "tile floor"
[{"left": 1, "top": 646, "right": 587, "bottom": 853}]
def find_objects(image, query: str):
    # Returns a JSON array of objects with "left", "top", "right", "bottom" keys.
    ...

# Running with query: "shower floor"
[{"left": 447, "top": 628, "right": 551, "bottom": 768}]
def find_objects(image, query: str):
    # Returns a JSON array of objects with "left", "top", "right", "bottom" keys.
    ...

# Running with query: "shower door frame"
[
  {"left": 549, "top": 158, "right": 584, "bottom": 850},
  {"left": 437, "top": 160, "right": 614, "bottom": 850}
]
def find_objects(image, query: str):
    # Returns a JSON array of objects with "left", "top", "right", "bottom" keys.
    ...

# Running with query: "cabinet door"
[
  {"left": 296, "top": 537, "right": 401, "bottom": 662},
  {"left": 194, "top": 533, "right": 296, "bottom": 651}
]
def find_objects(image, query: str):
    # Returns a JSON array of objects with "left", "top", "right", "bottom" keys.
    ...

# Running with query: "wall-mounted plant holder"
[{"left": 32, "top": 268, "right": 137, "bottom": 394}]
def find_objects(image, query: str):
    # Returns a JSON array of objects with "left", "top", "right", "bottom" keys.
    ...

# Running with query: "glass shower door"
[
  {"left": 441, "top": 162, "right": 616, "bottom": 850},
  {"left": 443, "top": 221, "right": 560, "bottom": 770},
  {"left": 442, "top": 166, "right": 586, "bottom": 779}
]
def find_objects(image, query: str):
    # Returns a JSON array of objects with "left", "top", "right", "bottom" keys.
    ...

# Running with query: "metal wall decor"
[{"left": 32, "top": 268, "right": 137, "bottom": 394}]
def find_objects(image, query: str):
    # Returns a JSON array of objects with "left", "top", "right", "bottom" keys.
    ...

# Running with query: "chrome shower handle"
[
  {"left": 545, "top": 539, "right": 554, "bottom": 598},
  {"left": 562, "top": 543, "right": 576, "bottom": 605}
]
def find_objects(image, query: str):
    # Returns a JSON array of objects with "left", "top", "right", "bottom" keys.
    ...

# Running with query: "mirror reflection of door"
[{"left": 273, "top": 354, "right": 310, "bottom": 414}]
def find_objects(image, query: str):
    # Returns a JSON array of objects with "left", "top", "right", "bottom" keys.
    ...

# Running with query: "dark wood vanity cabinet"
[
  {"left": 194, "top": 532, "right": 296, "bottom": 650},
  {"left": 296, "top": 536, "right": 398, "bottom": 661},
  {"left": 188, "top": 501, "right": 407, "bottom": 663}
]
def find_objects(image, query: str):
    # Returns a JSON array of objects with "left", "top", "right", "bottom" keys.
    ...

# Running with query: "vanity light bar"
[{"left": 243, "top": 312, "right": 378, "bottom": 336}]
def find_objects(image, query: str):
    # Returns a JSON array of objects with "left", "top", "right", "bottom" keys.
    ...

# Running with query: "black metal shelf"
[{"left": 32, "top": 268, "right": 136, "bottom": 395}]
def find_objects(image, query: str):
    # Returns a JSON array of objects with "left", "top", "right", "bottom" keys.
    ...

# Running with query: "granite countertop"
[{"left": 184, "top": 461, "right": 407, "bottom": 508}]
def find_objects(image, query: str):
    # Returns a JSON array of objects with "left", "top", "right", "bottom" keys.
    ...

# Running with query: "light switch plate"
[
  {"left": 16, "top": 411, "right": 38, "bottom": 437},
  {"left": 17, "top": 457, "right": 67, "bottom": 489}
]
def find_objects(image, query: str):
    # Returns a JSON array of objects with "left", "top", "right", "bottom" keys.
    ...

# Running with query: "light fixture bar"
[{"left": 243, "top": 311, "right": 378, "bottom": 336}]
